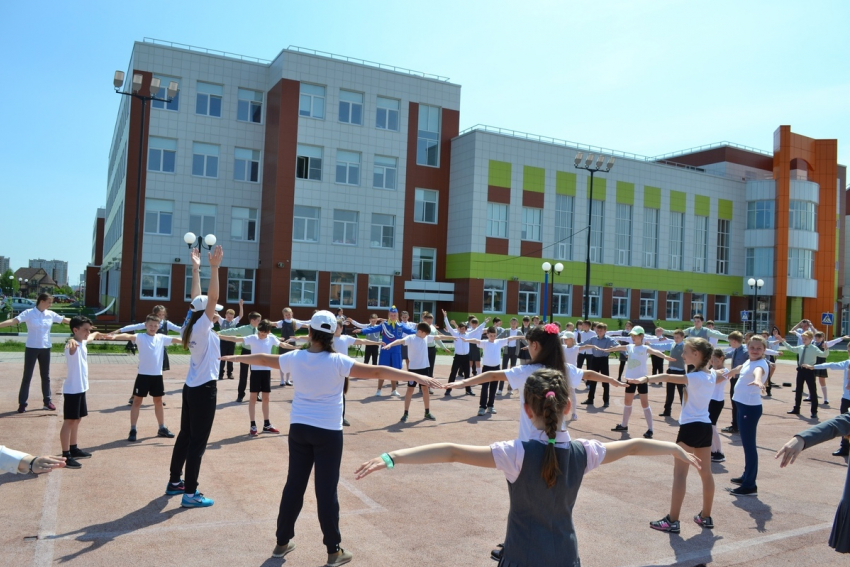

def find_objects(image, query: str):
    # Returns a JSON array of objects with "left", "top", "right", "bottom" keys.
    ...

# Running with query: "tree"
[{"left": 0, "top": 269, "right": 18, "bottom": 296}]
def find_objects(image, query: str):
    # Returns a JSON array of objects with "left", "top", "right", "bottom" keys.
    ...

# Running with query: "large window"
[
  {"left": 747, "top": 200, "right": 774, "bottom": 229},
  {"left": 615, "top": 204, "right": 632, "bottom": 266},
  {"left": 338, "top": 90, "right": 363, "bottom": 125},
  {"left": 483, "top": 279, "right": 505, "bottom": 313},
  {"left": 789, "top": 201, "right": 817, "bottom": 231},
  {"left": 192, "top": 142, "right": 219, "bottom": 178},
  {"left": 237, "top": 88, "right": 263, "bottom": 123},
  {"left": 518, "top": 282, "right": 539, "bottom": 315},
  {"left": 745, "top": 247, "right": 774, "bottom": 277},
  {"left": 333, "top": 210, "right": 358, "bottom": 245},
  {"left": 586, "top": 286, "right": 601, "bottom": 318},
  {"left": 691, "top": 293, "right": 706, "bottom": 318},
  {"left": 788, "top": 248, "right": 814, "bottom": 278},
  {"left": 227, "top": 268, "right": 255, "bottom": 303},
  {"left": 296, "top": 145, "right": 323, "bottom": 181},
  {"left": 231, "top": 207, "right": 257, "bottom": 242},
  {"left": 141, "top": 263, "right": 170, "bottom": 299},
  {"left": 376, "top": 96, "right": 399, "bottom": 131},
  {"left": 693, "top": 215, "right": 708, "bottom": 272},
  {"left": 195, "top": 82, "right": 222, "bottom": 117},
  {"left": 151, "top": 75, "right": 179, "bottom": 111},
  {"left": 612, "top": 288, "right": 630, "bottom": 319},
  {"left": 666, "top": 292, "right": 682, "bottom": 320},
  {"left": 643, "top": 207, "right": 659, "bottom": 268},
  {"left": 716, "top": 219, "right": 730, "bottom": 275},
  {"left": 670, "top": 211, "right": 684, "bottom": 271},
  {"left": 373, "top": 156, "right": 397, "bottom": 190},
  {"left": 299, "top": 83, "right": 325, "bottom": 119},
  {"left": 521, "top": 207, "right": 542, "bottom": 242},
  {"left": 415, "top": 189, "right": 438, "bottom": 224},
  {"left": 329, "top": 272, "right": 356, "bottom": 308},
  {"left": 293, "top": 206, "right": 319, "bottom": 243},
  {"left": 639, "top": 290, "right": 656, "bottom": 319},
  {"left": 144, "top": 199, "right": 172, "bottom": 235},
  {"left": 417, "top": 104, "right": 440, "bottom": 166},
  {"left": 148, "top": 137, "right": 176, "bottom": 173},
  {"left": 552, "top": 283, "right": 571, "bottom": 316},
  {"left": 412, "top": 247, "right": 436, "bottom": 281},
  {"left": 555, "top": 195, "right": 574, "bottom": 261},
  {"left": 487, "top": 203, "right": 509, "bottom": 238},
  {"left": 370, "top": 213, "right": 395, "bottom": 249},
  {"left": 714, "top": 294, "right": 729, "bottom": 323},
  {"left": 367, "top": 275, "right": 392, "bottom": 308},
  {"left": 589, "top": 200, "right": 604, "bottom": 263},
  {"left": 335, "top": 150, "right": 361, "bottom": 185},
  {"left": 234, "top": 148, "right": 260, "bottom": 183},
  {"left": 184, "top": 266, "right": 210, "bottom": 300},
  {"left": 189, "top": 203, "right": 216, "bottom": 236},
  {"left": 289, "top": 270, "right": 317, "bottom": 306}
]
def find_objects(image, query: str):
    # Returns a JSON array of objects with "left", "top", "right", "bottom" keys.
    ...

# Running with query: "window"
[
  {"left": 643, "top": 207, "right": 659, "bottom": 268},
  {"left": 335, "top": 150, "right": 361, "bottom": 185},
  {"left": 141, "top": 263, "right": 170, "bottom": 299},
  {"left": 612, "top": 288, "right": 630, "bottom": 319},
  {"left": 333, "top": 210, "right": 358, "bottom": 245},
  {"left": 147, "top": 137, "right": 176, "bottom": 173},
  {"left": 417, "top": 104, "right": 440, "bottom": 166},
  {"left": 237, "top": 88, "right": 263, "bottom": 123},
  {"left": 192, "top": 142, "right": 219, "bottom": 178},
  {"left": 296, "top": 145, "right": 323, "bottom": 181},
  {"left": 299, "top": 83, "right": 325, "bottom": 119},
  {"left": 788, "top": 248, "right": 814, "bottom": 278},
  {"left": 716, "top": 219, "right": 730, "bottom": 275},
  {"left": 589, "top": 200, "right": 604, "bottom": 263},
  {"left": 487, "top": 203, "right": 509, "bottom": 238},
  {"left": 555, "top": 195, "right": 574, "bottom": 261},
  {"left": 483, "top": 279, "right": 505, "bottom": 313},
  {"left": 227, "top": 268, "right": 255, "bottom": 303},
  {"left": 151, "top": 75, "right": 179, "bottom": 111},
  {"left": 373, "top": 156, "right": 397, "bottom": 190},
  {"left": 412, "top": 247, "right": 436, "bottom": 281},
  {"left": 670, "top": 211, "right": 684, "bottom": 271},
  {"left": 367, "top": 275, "right": 392, "bottom": 308},
  {"left": 376, "top": 96, "right": 399, "bottom": 131},
  {"left": 293, "top": 206, "right": 319, "bottom": 242},
  {"left": 746, "top": 200, "right": 774, "bottom": 229},
  {"left": 195, "top": 82, "right": 222, "bottom": 117},
  {"left": 521, "top": 207, "right": 542, "bottom": 242},
  {"left": 329, "top": 272, "right": 356, "bottom": 308},
  {"left": 639, "top": 290, "right": 656, "bottom": 319},
  {"left": 789, "top": 201, "right": 817, "bottom": 231},
  {"left": 414, "top": 189, "right": 438, "bottom": 224},
  {"left": 694, "top": 215, "right": 708, "bottom": 272},
  {"left": 144, "top": 199, "right": 173, "bottom": 235},
  {"left": 615, "top": 204, "right": 632, "bottom": 265},
  {"left": 714, "top": 295, "right": 729, "bottom": 322},
  {"left": 184, "top": 266, "right": 210, "bottom": 300},
  {"left": 586, "top": 286, "right": 602, "bottom": 318},
  {"left": 189, "top": 203, "right": 216, "bottom": 236},
  {"left": 691, "top": 293, "right": 706, "bottom": 318},
  {"left": 518, "top": 282, "right": 539, "bottom": 315},
  {"left": 666, "top": 292, "right": 682, "bottom": 320},
  {"left": 339, "top": 90, "right": 363, "bottom": 125},
  {"left": 234, "top": 148, "right": 260, "bottom": 183},
  {"left": 552, "top": 283, "right": 571, "bottom": 316},
  {"left": 231, "top": 207, "right": 257, "bottom": 242},
  {"left": 745, "top": 248, "right": 774, "bottom": 277},
  {"left": 370, "top": 213, "right": 395, "bottom": 248},
  {"left": 289, "top": 270, "right": 317, "bottom": 306}
]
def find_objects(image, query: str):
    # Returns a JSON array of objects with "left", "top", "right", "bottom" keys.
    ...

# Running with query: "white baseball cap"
[
  {"left": 310, "top": 310, "right": 337, "bottom": 333},
  {"left": 190, "top": 295, "right": 223, "bottom": 313},
  {"left": 561, "top": 331, "right": 575, "bottom": 340}
]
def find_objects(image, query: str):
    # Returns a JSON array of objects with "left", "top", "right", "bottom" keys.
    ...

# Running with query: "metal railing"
[
  {"left": 285, "top": 46, "right": 451, "bottom": 82},
  {"left": 142, "top": 38, "right": 271, "bottom": 64},
  {"left": 651, "top": 141, "right": 773, "bottom": 160}
]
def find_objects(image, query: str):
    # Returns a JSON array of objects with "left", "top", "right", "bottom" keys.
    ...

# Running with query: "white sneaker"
[
  {"left": 286, "top": 380, "right": 293, "bottom": 386},
  {"left": 487, "top": 407, "right": 497, "bottom": 414},
  {"left": 375, "top": 389, "right": 382, "bottom": 396},
  {"left": 571, "top": 413, "right": 578, "bottom": 421},
  {"left": 391, "top": 390, "right": 401, "bottom": 397}
]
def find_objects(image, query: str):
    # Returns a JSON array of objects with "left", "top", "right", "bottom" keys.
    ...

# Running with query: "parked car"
[
  {"left": 52, "top": 294, "right": 72, "bottom": 303},
  {"left": 2, "top": 297, "right": 36, "bottom": 312}
]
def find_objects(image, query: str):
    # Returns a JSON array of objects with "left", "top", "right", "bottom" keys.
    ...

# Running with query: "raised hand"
[
  {"left": 208, "top": 245, "right": 224, "bottom": 267},
  {"left": 190, "top": 247, "right": 201, "bottom": 268}
]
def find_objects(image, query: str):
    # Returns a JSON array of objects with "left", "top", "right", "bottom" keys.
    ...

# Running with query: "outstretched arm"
[
  {"left": 594, "top": 344, "right": 627, "bottom": 353},
  {"left": 776, "top": 414, "right": 850, "bottom": 467},
  {"left": 355, "top": 443, "right": 495, "bottom": 479},
  {"left": 349, "top": 361, "right": 442, "bottom": 389},
  {"left": 630, "top": 373, "right": 687, "bottom": 385},
  {"left": 0, "top": 316, "right": 21, "bottom": 329},
  {"left": 646, "top": 346, "right": 676, "bottom": 361},
  {"left": 355, "top": 338, "right": 383, "bottom": 347},
  {"left": 601, "top": 439, "right": 700, "bottom": 470},
  {"left": 217, "top": 334, "right": 244, "bottom": 343},
  {"left": 105, "top": 333, "right": 137, "bottom": 342},
  {"left": 221, "top": 353, "right": 278, "bottom": 366},
  {"left": 583, "top": 370, "right": 625, "bottom": 387}
]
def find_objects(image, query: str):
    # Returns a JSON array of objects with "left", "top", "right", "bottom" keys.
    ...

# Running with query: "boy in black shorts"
[
  {"left": 385, "top": 323, "right": 436, "bottom": 423},
  {"left": 61, "top": 316, "right": 104, "bottom": 469}
]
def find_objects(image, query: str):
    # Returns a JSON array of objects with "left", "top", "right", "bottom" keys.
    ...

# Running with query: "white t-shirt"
[
  {"left": 622, "top": 344, "right": 650, "bottom": 380},
  {"left": 562, "top": 345, "right": 580, "bottom": 367},
  {"left": 564, "top": 362, "right": 585, "bottom": 390},
  {"left": 505, "top": 364, "right": 543, "bottom": 441},
  {"left": 710, "top": 368, "right": 727, "bottom": 402},
  {"left": 679, "top": 369, "right": 715, "bottom": 424},
  {"left": 732, "top": 359, "right": 769, "bottom": 406},
  {"left": 243, "top": 335, "right": 281, "bottom": 370},
  {"left": 814, "top": 361, "right": 850, "bottom": 401},
  {"left": 17, "top": 308, "right": 64, "bottom": 349},
  {"left": 279, "top": 350, "right": 355, "bottom": 431},
  {"left": 63, "top": 341, "right": 88, "bottom": 394},
  {"left": 490, "top": 429, "right": 606, "bottom": 483},
  {"left": 403, "top": 335, "right": 430, "bottom": 370},
  {"left": 184, "top": 313, "right": 220, "bottom": 387},
  {"left": 481, "top": 338, "right": 511, "bottom": 367},
  {"left": 136, "top": 333, "right": 171, "bottom": 375},
  {"left": 333, "top": 334, "right": 356, "bottom": 356}
]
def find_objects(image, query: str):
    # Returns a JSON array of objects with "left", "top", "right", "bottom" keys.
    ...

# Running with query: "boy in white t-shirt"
[
  {"left": 462, "top": 326, "right": 522, "bottom": 415},
  {"left": 385, "top": 323, "right": 437, "bottom": 423},
  {"left": 332, "top": 319, "right": 382, "bottom": 426}
]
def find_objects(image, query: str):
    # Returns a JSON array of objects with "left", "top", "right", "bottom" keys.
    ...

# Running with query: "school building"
[{"left": 88, "top": 38, "right": 848, "bottom": 334}]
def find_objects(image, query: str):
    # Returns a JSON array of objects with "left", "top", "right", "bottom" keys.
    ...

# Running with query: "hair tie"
[
  {"left": 547, "top": 438, "right": 557, "bottom": 445},
  {"left": 544, "top": 323, "right": 559, "bottom": 334},
  {"left": 545, "top": 391, "right": 556, "bottom": 399}
]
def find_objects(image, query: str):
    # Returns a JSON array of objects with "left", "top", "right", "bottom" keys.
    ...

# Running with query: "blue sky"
[{"left": 1, "top": 0, "right": 847, "bottom": 285}]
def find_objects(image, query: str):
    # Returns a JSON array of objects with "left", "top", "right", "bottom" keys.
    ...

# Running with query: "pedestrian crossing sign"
[{"left": 822, "top": 312, "right": 834, "bottom": 325}]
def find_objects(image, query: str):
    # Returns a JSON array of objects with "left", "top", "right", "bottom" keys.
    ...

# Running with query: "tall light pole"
[
  {"left": 747, "top": 277, "right": 764, "bottom": 333},
  {"left": 542, "top": 261, "right": 564, "bottom": 323},
  {"left": 114, "top": 70, "right": 178, "bottom": 323},
  {"left": 575, "top": 153, "right": 614, "bottom": 321}
]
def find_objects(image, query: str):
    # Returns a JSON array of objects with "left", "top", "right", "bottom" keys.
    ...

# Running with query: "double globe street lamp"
[
  {"left": 747, "top": 277, "right": 765, "bottom": 333},
  {"left": 541, "top": 261, "right": 564, "bottom": 324}
]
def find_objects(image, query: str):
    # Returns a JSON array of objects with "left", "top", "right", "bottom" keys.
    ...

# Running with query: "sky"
[{"left": 2, "top": 0, "right": 848, "bottom": 285}]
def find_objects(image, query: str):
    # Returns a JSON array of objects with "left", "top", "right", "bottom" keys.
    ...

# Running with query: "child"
[
  {"left": 119, "top": 304, "right": 183, "bottom": 405},
  {"left": 498, "top": 317, "right": 522, "bottom": 395},
  {"left": 219, "top": 311, "right": 262, "bottom": 403},
  {"left": 275, "top": 308, "right": 309, "bottom": 386},
  {"left": 385, "top": 322, "right": 437, "bottom": 422},
  {"left": 646, "top": 327, "right": 673, "bottom": 377},
  {"left": 355, "top": 369, "right": 701, "bottom": 566},
  {"left": 781, "top": 330, "right": 825, "bottom": 419},
  {"left": 561, "top": 331, "right": 594, "bottom": 421},
  {"left": 463, "top": 315, "right": 488, "bottom": 378},
  {"left": 803, "top": 341, "right": 850, "bottom": 456},
  {"left": 629, "top": 338, "right": 717, "bottom": 532},
  {"left": 516, "top": 316, "right": 533, "bottom": 367},
  {"left": 809, "top": 332, "right": 849, "bottom": 406},
  {"left": 442, "top": 311, "right": 474, "bottom": 396},
  {"left": 605, "top": 321, "right": 634, "bottom": 381},
  {"left": 720, "top": 331, "right": 749, "bottom": 434},
  {"left": 461, "top": 326, "right": 521, "bottom": 415},
  {"left": 60, "top": 316, "right": 104, "bottom": 468},
  {"left": 579, "top": 323, "right": 620, "bottom": 407},
  {"left": 660, "top": 330, "right": 686, "bottom": 417},
  {"left": 708, "top": 348, "right": 729, "bottom": 462},
  {"left": 218, "top": 300, "right": 244, "bottom": 380},
  {"left": 355, "top": 314, "right": 383, "bottom": 368},
  {"left": 333, "top": 319, "right": 382, "bottom": 426}
]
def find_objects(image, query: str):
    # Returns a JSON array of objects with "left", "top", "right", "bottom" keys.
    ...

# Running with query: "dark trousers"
[
  {"left": 218, "top": 340, "right": 235, "bottom": 379},
  {"left": 499, "top": 347, "right": 518, "bottom": 392},
  {"left": 169, "top": 381, "right": 217, "bottom": 494},
  {"left": 729, "top": 377, "right": 739, "bottom": 429},
  {"left": 793, "top": 368, "right": 818, "bottom": 415},
  {"left": 650, "top": 355, "right": 665, "bottom": 375},
  {"left": 737, "top": 402, "right": 762, "bottom": 489},
  {"left": 577, "top": 353, "right": 587, "bottom": 369},
  {"left": 479, "top": 365, "right": 501, "bottom": 408},
  {"left": 427, "top": 346, "right": 437, "bottom": 378},
  {"left": 447, "top": 353, "right": 470, "bottom": 393},
  {"left": 663, "top": 369, "right": 685, "bottom": 413},
  {"left": 840, "top": 398, "right": 850, "bottom": 452},
  {"left": 617, "top": 359, "right": 626, "bottom": 381},
  {"left": 19, "top": 347, "right": 52, "bottom": 406},
  {"left": 276, "top": 423, "right": 343, "bottom": 554},
  {"left": 237, "top": 347, "right": 252, "bottom": 398},
  {"left": 364, "top": 344, "right": 379, "bottom": 366},
  {"left": 586, "top": 357, "right": 610, "bottom": 404}
]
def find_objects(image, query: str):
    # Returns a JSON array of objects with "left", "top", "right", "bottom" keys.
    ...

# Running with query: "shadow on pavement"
[{"left": 731, "top": 494, "right": 773, "bottom": 533}]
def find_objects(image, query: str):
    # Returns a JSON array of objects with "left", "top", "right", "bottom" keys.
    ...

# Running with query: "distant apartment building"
[
  {"left": 29, "top": 259, "right": 69, "bottom": 287},
  {"left": 0, "top": 256, "right": 9, "bottom": 274}
]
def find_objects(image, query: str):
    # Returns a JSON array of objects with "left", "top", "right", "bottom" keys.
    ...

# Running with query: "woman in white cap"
[
  {"left": 166, "top": 246, "right": 223, "bottom": 509},
  {"left": 222, "top": 310, "right": 442, "bottom": 567}
]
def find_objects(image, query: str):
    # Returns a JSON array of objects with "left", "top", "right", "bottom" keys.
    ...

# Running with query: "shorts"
[
  {"left": 624, "top": 382, "right": 649, "bottom": 394},
  {"left": 468, "top": 346, "right": 481, "bottom": 362},
  {"left": 63, "top": 392, "right": 88, "bottom": 420},
  {"left": 407, "top": 367, "right": 430, "bottom": 388},
  {"left": 249, "top": 369, "right": 271, "bottom": 393},
  {"left": 401, "top": 344, "right": 409, "bottom": 361},
  {"left": 676, "top": 421, "right": 713, "bottom": 448},
  {"left": 708, "top": 399, "right": 724, "bottom": 425},
  {"left": 133, "top": 374, "right": 165, "bottom": 398}
]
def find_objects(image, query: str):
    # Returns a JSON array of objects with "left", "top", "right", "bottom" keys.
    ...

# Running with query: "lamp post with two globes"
[
  {"left": 541, "top": 261, "right": 564, "bottom": 323},
  {"left": 747, "top": 277, "right": 764, "bottom": 333}
]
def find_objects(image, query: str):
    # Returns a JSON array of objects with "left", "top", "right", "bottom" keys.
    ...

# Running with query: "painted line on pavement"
[{"left": 33, "top": 412, "right": 62, "bottom": 567}]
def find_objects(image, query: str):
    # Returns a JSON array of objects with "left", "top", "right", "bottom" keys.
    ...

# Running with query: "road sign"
[
  {"left": 822, "top": 312, "right": 834, "bottom": 326},
  {"left": 740, "top": 311, "right": 749, "bottom": 322}
]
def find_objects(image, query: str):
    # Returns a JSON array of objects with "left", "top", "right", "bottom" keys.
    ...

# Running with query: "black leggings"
[
  {"left": 479, "top": 365, "right": 501, "bottom": 408},
  {"left": 19, "top": 347, "right": 52, "bottom": 406},
  {"left": 237, "top": 347, "right": 252, "bottom": 398},
  {"left": 169, "top": 381, "right": 217, "bottom": 494},
  {"left": 364, "top": 344, "right": 380, "bottom": 366},
  {"left": 277, "top": 423, "right": 343, "bottom": 554}
]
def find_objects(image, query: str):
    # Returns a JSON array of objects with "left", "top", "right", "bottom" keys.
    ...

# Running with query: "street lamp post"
[
  {"left": 542, "top": 262, "right": 564, "bottom": 323},
  {"left": 574, "top": 153, "right": 614, "bottom": 321},
  {"left": 18, "top": 278, "right": 28, "bottom": 298},
  {"left": 184, "top": 232, "right": 218, "bottom": 252},
  {"left": 114, "top": 70, "right": 178, "bottom": 323},
  {"left": 747, "top": 277, "right": 764, "bottom": 333}
]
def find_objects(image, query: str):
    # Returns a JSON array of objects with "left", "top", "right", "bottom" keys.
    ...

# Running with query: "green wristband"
[{"left": 380, "top": 453, "right": 394, "bottom": 469}]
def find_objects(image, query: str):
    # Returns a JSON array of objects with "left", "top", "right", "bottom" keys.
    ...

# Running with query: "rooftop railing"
[
  {"left": 285, "top": 46, "right": 451, "bottom": 82},
  {"left": 651, "top": 141, "right": 773, "bottom": 160},
  {"left": 142, "top": 38, "right": 271, "bottom": 64}
]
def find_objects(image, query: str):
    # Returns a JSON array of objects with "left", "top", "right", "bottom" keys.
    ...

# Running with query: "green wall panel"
[
  {"left": 694, "top": 195, "right": 710, "bottom": 214},
  {"left": 718, "top": 199, "right": 733, "bottom": 220},
  {"left": 586, "top": 176, "right": 607, "bottom": 201},
  {"left": 488, "top": 160, "right": 512, "bottom": 188},
  {"left": 556, "top": 171, "right": 576, "bottom": 196},
  {"left": 616, "top": 181, "right": 635, "bottom": 205},
  {"left": 644, "top": 186, "right": 661, "bottom": 209},
  {"left": 670, "top": 190, "right": 686, "bottom": 213},
  {"left": 523, "top": 165, "right": 545, "bottom": 193}
]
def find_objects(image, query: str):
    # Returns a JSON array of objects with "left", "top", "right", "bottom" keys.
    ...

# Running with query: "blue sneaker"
[
  {"left": 181, "top": 491, "right": 214, "bottom": 508},
  {"left": 165, "top": 480, "right": 185, "bottom": 495}
]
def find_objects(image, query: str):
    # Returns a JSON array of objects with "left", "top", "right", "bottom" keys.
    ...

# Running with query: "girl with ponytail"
[{"left": 355, "top": 368, "right": 701, "bottom": 566}]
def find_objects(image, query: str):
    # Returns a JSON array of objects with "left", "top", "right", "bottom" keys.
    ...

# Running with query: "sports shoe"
[
  {"left": 181, "top": 491, "right": 214, "bottom": 508},
  {"left": 786, "top": 408, "right": 800, "bottom": 415},
  {"left": 730, "top": 476, "right": 743, "bottom": 485},
  {"left": 263, "top": 425, "right": 280, "bottom": 434},
  {"left": 444, "top": 391, "right": 452, "bottom": 397},
  {"left": 249, "top": 426, "right": 258, "bottom": 437},
  {"left": 17, "top": 404, "right": 26, "bottom": 413},
  {"left": 658, "top": 411, "right": 671, "bottom": 417},
  {"left": 165, "top": 480, "right": 185, "bottom": 495},
  {"left": 429, "top": 389, "right": 434, "bottom": 395},
  {"left": 649, "top": 514, "right": 680, "bottom": 533},
  {"left": 128, "top": 429, "right": 138, "bottom": 442},
  {"left": 477, "top": 408, "right": 486, "bottom": 416},
  {"left": 726, "top": 485, "right": 757, "bottom": 496},
  {"left": 391, "top": 390, "right": 401, "bottom": 397},
  {"left": 64, "top": 457, "right": 82, "bottom": 469},
  {"left": 236, "top": 396, "right": 244, "bottom": 403},
  {"left": 721, "top": 426, "right": 738, "bottom": 433},
  {"left": 465, "top": 389, "right": 475, "bottom": 396},
  {"left": 487, "top": 407, "right": 497, "bottom": 414},
  {"left": 286, "top": 380, "right": 293, "bottom": 386},
  {"left": 400, "top": 414, "right": 408, "bottom": 423},
  {"left": 423, "top": 412, "right": 436, "bottom": 421},
  {"left": 158, "top": 426, "right": 175, "bottom": 438},
  {"left": 70, "top": 448, "right": 91, "bottom": 459},
  {"left": 612, "top": 424, "right": 628, "bottom": 432},
  {"left": 256, "top": 394, "right": 262, "bottom": 402},
  {"left": 602, "top": 401, "right": 610, "bottom": 407},
  {"left": 342, "top": 418, "right": 351, "bottom": 427},
  {"left": 822, "top": 401, "right": 830, "bottom": 406},
  {"left": 326, "top": 548, "right": 353, "bottom": 566},
  {"left": 571, "top": 413, "right": 578, "bottom": 421},
  {"left": 272, "top": 541, "right": 296, "bottom": 558},
  {"left": 128, "top": 397, "right": 134, "bottom": 405},
  {"left": 710, "top": 452, "right": 726, "bottom": 463},
  {"left": 227, "top": 373, "right": 234, "bottom": 380},
  {"left": 581, "top": 399, "right": 593, "bottom": 405},
  {"left": 43, "top": 402, "right": 56, "bottom": 411},
  {"left": 375, "top": 389, "right": 382, "bottom": 396},
  {"left": 694, "top": 513, "right": 714, "bottom": 529},
  {"left": 643, "top": 430, "right": 654, "bottom": 439}
]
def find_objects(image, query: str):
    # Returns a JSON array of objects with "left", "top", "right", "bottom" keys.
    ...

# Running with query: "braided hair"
[{"left": 523, "top": 368, "right": 571, "bottom": 488}]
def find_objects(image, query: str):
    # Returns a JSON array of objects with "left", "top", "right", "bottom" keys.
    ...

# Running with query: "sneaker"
[
  {"left": 249, "top": 426, "right": 258, "bottom": 437},
  {"left": 822, "top": 401, "right": 830, "bottom": 406},
  {"left": 400, "top": 414, "right": 408, "bottom": 423},
  {"left": 711, "top": 452, "right": 726, "bottom": 463},
  {"left": 326, "top": 548, "right": 353, "bottom": 567},
  {"left": 477, "top": 408, "right": 486, "bottom": 416},
  {"left": 262, "top": 425, "right": 280, "bottom": 434},
  {"left": 649, "top": 514, "right": 680, "bottom": 533},
  {"left": 391, "top": 390, "right": 401, "bottom": 397},
  {"left": 128, "top": 397, "right": 134, "bottom": 405},
  {"left": 581, "top": 399, "right": 593, "bottom": 405},
  {"left": 658, "top": 411, "right": 671, "bottom": 417},
  {"left": 603, "top": 402, "right": 610, "bottom": 407},
  {"left": 128, "top": 429, "right": 137, "bottom": 442},
  {"left": 43, "top": 402, "right": 56, "bottom": 411},
  {"left": 342, "top": 418, "right": 351, "bottom": 427},
  {"left": 423, "top": 412, "right": 436, "bottom": 421},
  {"left": 721, "top": 426, "right": 738, "bottom": 433},
  {"left": 444, "top": 391, "right": 452, "bottom": 397},
  {"left": 17, "top": 404, "right": 26, "bottom": 413},
  {"left": 236, "top": 396, "right": 244, "bottom": 403},
  {"left": 429, "top": 389, "right": 434, "bottom": 395},
  {"left": 726, "top": 485, "right": 757, "bottom": 496},
  {"left": 181, "top": 491, "right": 214, "bottom": 508},
  {"left": 465, "top": 389, "right": 475, "bottom": 396},
  {"left": 694, "top": 513, "right": 714, "bottom": 529},
  {"left": 786, "top": 409, "right": 800, "bottom": 415},
  {"left": 487, "top": 407, "right": 497, "bottom": 414},
  {"left": 227, "top": 373, "right": 234, "bottom": 380},
  {"left": 272, "top": 541, "right": 296, "bottom": 558},
  {"left": 286, "top": 380, "right": 293, "bottom": 386},
  {"left": 64, "top": 457, "right": 82, "bottom": 469},
  {"left": 256, "top": 394, "right": 262, "bottom": 402},
  {"left": 375, "top": 389, "right": 382, "bottom": 396},
  {"left": 643, "top": 430, "right": 654, "bottom": 439},
  {"left": 165, "top": 480, "right": 185, "bottom": 495},
  {"left": 158, "top": 427, "right": 175, "bottom": 438},
  {"left": 730, "top": 476, "right": 743, "bottom": 485},
  {"left": 611, "top": 424, "right": 628, "bottom": 432},
  {"left": 571, "top": 413, "right": 578, "bottom": 421},
  {"left": 70, "top": 448, "right": 91, "bottom": 459},
  {"left": 803, "top": 397, "right": 811, "bottom": 402}
]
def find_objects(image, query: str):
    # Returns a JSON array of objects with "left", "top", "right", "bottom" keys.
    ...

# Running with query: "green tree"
[{"left": 0, "top": 269, "right": 18, "bottom": 296}]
